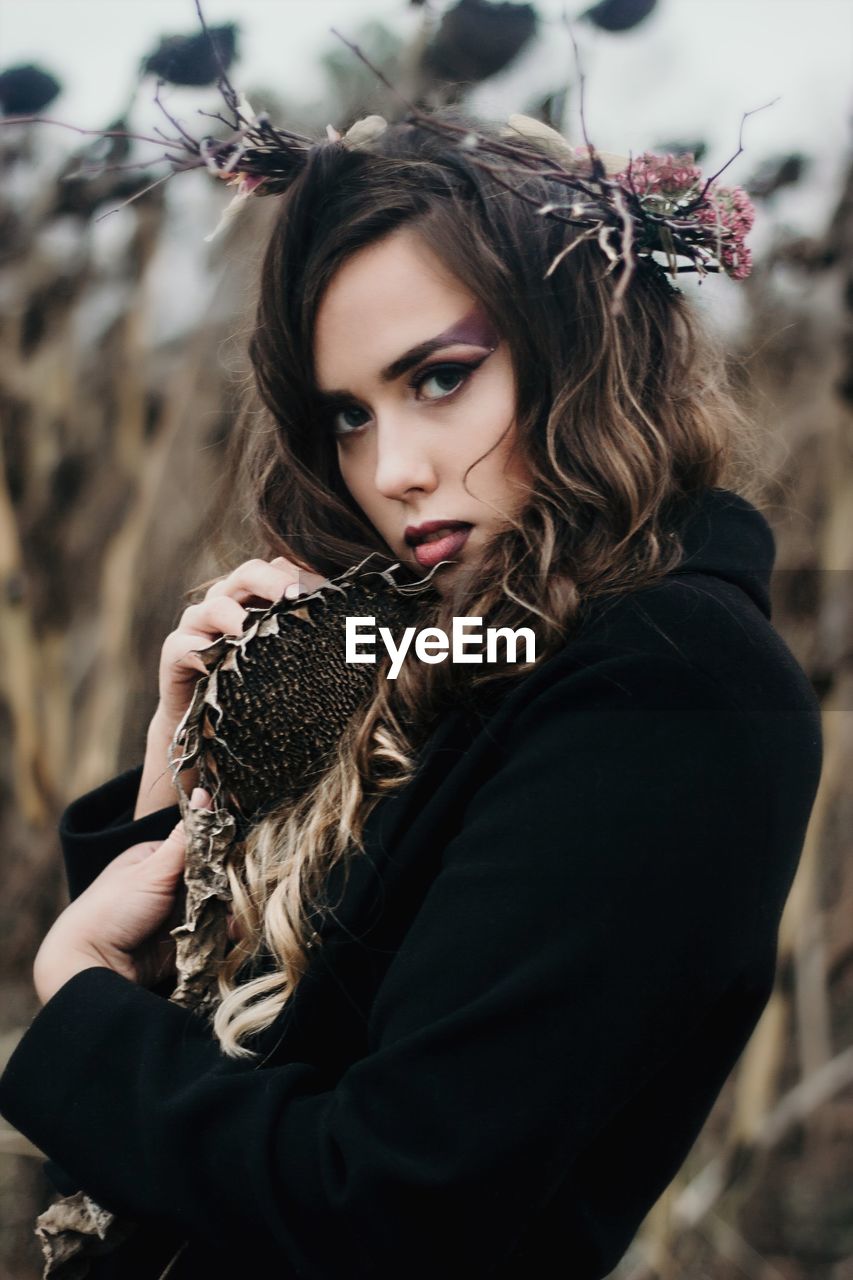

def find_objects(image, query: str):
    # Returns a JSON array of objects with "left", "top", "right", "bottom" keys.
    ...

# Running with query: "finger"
[
  {"left": 282, "top": 569, "right": 329, "bottom": 600},
  {"left": 166, "top": 637, "right": 219, "bottom": 677},
  {"left": 112, "top": 840, "right": 165, "bottom": 867},
  {"left": 179, "top": 598, "right": 249, "bottom": 637},
  {"left": 165, "top": 818, "right": 188, "bottom": 845},
  {"left": 216, "top": 561, "right": 328, "bottom": 605},
  {"left": 204, "top": 560, "right": 297, "bottom": 605},
  {"left": 144, "top": 817, "right": 189, "bottom": 873},
  {"left": 190, "top": 786, "right": 213, "bottom": 809},
  {"left": 271, "top": 556, "right": 326, "bottom": 587},
  {"left": 161, "top": 631, "right": 228, "bottom": 675},
  {"left": 149, "top": 786, "right": 214, "bottom": 879},
  {"left": 160, "top": 785, "right": 211, "bottom": 840}
]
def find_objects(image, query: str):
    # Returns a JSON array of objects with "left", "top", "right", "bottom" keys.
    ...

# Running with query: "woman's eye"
[
  {"left": 331, "top": 405, "right": 370, "bottom": 437},
  {"left": 329, "top": 361, "right": 477, "bottom": 438},
  {"left": 414, "top": 363, "right": 470, "bottom": 401}
]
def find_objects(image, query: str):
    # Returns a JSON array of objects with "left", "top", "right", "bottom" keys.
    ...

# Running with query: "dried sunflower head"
[
  {"left": 169, "top": 553, "right": 433, "bottom": 826},
  {"left": 161, "top": 552, "right": 436, "bottom": 1020}
]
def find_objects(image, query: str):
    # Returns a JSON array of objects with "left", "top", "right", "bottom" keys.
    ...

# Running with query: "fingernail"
[
  {"left": 284, "top": 583, "right": 301, "bottom": 600},
  {"left": 190, "top": 787, "right": 210, "bottom": 807}
]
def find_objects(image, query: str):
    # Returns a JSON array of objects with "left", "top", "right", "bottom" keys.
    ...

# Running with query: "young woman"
[{"left": 0, "top": 108, "right": 823, "bottom": 1280}]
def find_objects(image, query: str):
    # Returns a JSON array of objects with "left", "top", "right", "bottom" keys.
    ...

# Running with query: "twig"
[
  {"left": 193, "top": 0, "right": 242, "bottom": 120},
  {"left": 93, "top": 170, "right": 177, "bottom": 222},
  {"left": 328, "top": 26, "right": 419, "bottom": 116},
  {"left": 690, "top": 96, "right": 781, "bottom": 206},
  {"left": 544, "top": 223, "right": 600, "bottom": 278},
  {"left": 0, "top": 115, "right": 170, "bottom": 148},
  {"left": 65, "top": 155, "right": 176, "bottom": 179},
  {"left": 196, "top": 107, "right": 240, "bottom": 131},
  {"left": 610, "top": 185, "right": 635, "bottom": 313},
  {"left": 560, "top": 10, "right": 605, "bottom": 182},
  {"left": 153, "top": 80, "right": 202, "bottom": 153}
]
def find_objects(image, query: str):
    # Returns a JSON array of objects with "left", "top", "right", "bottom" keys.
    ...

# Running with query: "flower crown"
[
  {"left": 198, "top": 104, "right": 756, "bottom": 297},
  {"left": 2, "top": 3, "right": 757, "bottom": 315}
]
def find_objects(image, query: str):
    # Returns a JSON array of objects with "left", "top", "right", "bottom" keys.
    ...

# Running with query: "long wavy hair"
[{"left": 204, "top": 107, "right": 763, "bottom": 1058}]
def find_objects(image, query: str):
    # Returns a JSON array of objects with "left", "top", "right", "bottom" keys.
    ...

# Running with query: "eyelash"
[{"left": 328, "top": 360, "right": 481, "bottom": 438}]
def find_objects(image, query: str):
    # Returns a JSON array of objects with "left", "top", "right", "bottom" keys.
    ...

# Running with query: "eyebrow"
[{"left": 315, "top": 309, "right": 496, "bottom": 402}]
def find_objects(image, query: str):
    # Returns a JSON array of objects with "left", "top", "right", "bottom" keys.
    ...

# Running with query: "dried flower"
[
  {"left": 614, "top": 151, "right": 757, "bottom": 281},
  {"left": 0, "top": 1, "right": 763, "bottom": 296}
]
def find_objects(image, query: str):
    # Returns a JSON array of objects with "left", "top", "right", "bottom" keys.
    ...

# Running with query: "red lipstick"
[{"left": 404, "top": 519, "right": 472, "bottom": 547}]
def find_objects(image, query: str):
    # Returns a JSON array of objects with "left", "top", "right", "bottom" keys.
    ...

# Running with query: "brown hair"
[{"left": 209, "top": 107, "right": 761, "bottom": 1057}]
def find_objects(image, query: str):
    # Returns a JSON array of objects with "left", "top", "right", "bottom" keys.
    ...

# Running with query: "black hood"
[{"left": 668, "top": 487, "right": 776, "bottom": 620}]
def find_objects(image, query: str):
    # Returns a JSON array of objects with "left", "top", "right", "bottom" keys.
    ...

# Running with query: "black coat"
[{"left": 0, "top": 487, "right": 823, "bottom": 1280}]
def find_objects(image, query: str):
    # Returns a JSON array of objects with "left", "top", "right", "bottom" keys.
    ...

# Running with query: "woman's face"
[{"left": 313, "top": 226, "right": 532, "bottom": 591}]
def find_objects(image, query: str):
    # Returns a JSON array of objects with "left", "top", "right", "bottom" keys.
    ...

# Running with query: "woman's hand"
[
  {"left": 135, "top": 554, "right": 329, "bottom": 820},
  {"left": 34, "top": 788, "right": 213, "bottom": 1006},
  {"left": 156, "top": 555, "right": 329, "bottom": 732}
]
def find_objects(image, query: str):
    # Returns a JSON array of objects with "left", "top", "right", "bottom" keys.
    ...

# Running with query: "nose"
[{"left": 372, "top": 416, "right": 439, "bottom": 502}]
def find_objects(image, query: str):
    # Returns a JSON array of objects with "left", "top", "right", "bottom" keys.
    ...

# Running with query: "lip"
[
  {"left": 411, "top": 525, "right": 472, "bottom": 569},
  {"left": 404, "top": 519, "right": 473, "bottom": 548}
]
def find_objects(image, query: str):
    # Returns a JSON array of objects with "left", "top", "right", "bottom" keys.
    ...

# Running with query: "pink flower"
[
  {"left": 615, "top": 152, "right": 702, "bottom": 201},
  {"left": 613, "top": 152, "right": 757, "bottom": 281},
  {"left": 692, "top": 183, "right": 756, "bottom": 279}
]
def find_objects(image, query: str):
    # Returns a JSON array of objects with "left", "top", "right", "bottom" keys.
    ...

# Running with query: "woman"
[{"left": 0, "top": 107, "right": 823, "bottom": 1279}]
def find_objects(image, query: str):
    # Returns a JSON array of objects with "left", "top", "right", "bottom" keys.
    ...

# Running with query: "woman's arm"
[
  {"left": 134, "top": 707, "right": 198, "bottom": 820},
  {"left": 39, "top": 750, "right": 195, "bottom": 1198},
  {"left": 59, "top": 762, "right": 180, "bottom": 902},
  {"left": 0, "top": 654, "right": 822, "bottom": 1278}
]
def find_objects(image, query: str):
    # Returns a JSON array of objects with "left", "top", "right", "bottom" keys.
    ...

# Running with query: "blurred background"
[{"left": 0, "top": 1, "right": 851, "bottom": 1277}]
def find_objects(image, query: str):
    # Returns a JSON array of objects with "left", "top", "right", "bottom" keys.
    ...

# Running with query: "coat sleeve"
[
  {"left": 0, "top": 654, "right": 791, "bottom": 1278},
  {"left": 59, "top": 764, "right": 181, "bottom": 901},
  {"left": 43, "top": 765, "right": 181, "bottom": 1196}
]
